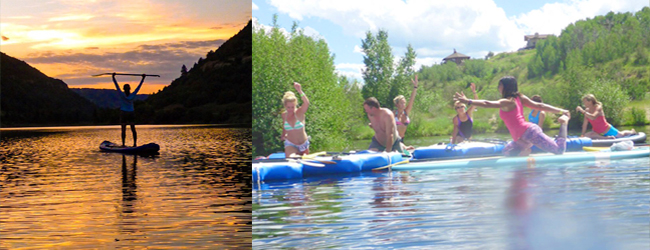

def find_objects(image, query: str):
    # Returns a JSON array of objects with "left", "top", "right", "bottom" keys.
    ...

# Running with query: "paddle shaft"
[{"left": 92, "top": 73, "right": 160, "bottom": 77}]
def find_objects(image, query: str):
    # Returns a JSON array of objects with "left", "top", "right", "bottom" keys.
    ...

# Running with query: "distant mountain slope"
[
  {"left": 143, "top": 20, "right": 252, "bottom": 124},
  {"left": 71, "top": 88, "right": 148, "bottom": 109},
  {"left": 1, "top": 52, "right": 96, "bottom": 126}
]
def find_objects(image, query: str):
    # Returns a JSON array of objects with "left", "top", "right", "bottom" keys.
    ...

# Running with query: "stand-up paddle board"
[{"left": 100, "top": 141, "right": 160, "bottom": 155}]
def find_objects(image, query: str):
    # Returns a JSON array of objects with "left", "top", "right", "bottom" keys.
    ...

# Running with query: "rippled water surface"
[
  {"left": 1, "top": 125, "right": 251, "bottom": 249},
  {"left": 253, "top": 157, "right": 650, "bottom": 249}
]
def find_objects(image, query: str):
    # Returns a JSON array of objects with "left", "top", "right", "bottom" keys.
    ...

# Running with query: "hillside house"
[
  {"left": 443, "top": 49, "right": 470, "bottom": 65},
  {"left": 524, "top": 33, "right": 551, "bottom": 49}
]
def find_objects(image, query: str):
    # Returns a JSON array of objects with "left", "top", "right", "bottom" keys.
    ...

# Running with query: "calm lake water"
[
  {"left": 1, "top": 125, "right": 251, "bottom": 249},
  {"left": 253, "top": 157, "right": 650, "bottom": 249}
]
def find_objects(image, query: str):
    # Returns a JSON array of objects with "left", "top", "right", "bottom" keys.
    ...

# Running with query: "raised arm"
[
  {"left": 520, "top": 94, "right": 568, "bottom": 115},
  {"left": 467, "top": 83, "right": 478, "bottom": 117},
  {"left": 112, "top": 73, "right": 122, "bottom": 93},
  {"left": 129, "top": 75, "right": 146, "bottom": 97},
  {"left": 405, "top": 75, "right": 418, "bottom": 115},
  {"left": 453, "top": 91, "right": 511, "bottom": 109},
  {"left": 294, "top": 82, "right": 310, "bottom": 115}
]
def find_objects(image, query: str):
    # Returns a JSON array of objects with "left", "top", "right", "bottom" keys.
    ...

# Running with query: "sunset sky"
[{"left": 0, "top": 0, "right": 251, "bottom": 94}]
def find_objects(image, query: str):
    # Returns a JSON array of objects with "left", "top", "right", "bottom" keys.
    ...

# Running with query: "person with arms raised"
[
  {"left": 281, "top": 82, "right": 311, "bottom": 158},
  {"left": 112, "top": 72, "right": 146, "bottom": 147},
  {"left": 393, "top": 75, "right": 419, "bottom": 144}
]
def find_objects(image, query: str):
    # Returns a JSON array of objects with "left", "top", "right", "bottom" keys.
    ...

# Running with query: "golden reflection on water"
[{"left": 0, "top": 126, "right": 251, "bottom": 249}]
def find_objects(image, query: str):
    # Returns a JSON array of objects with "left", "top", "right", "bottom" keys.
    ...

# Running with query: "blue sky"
[{"left": 252, "top": 0, "right": 648, "bottom": 81}]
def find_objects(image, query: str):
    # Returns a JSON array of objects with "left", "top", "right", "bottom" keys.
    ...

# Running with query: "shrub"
[{"left": 628, "top": 107, "right": 648, "bottom": 125}]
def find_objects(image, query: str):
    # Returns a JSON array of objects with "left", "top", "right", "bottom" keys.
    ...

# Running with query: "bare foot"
[
  {"left": 607, "top": 136, "right": 616, "bottom": 139},
  {"left": 632, "top": 128, "right": 637, "bottom": 134},
  {"left": 558, "top": 112, "right": 570, "bottom": 124}
]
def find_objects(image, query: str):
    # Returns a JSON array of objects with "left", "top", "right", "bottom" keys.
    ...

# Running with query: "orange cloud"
[{"left": 1, "top": 0, "right": 250, "bottom": 93}]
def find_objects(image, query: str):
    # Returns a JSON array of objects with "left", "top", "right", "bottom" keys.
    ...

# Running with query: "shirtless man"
[{"left": 363, "top": 97, "right": 403, "bottom": 152}]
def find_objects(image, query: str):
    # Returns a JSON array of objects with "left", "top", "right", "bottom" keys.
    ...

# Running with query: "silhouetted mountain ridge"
[
  {"left": 143, "top": 20, "right": 252, "bottom": 124},
  {"left": 71, "top": 88, "right": 149, "bottom": 109},
  {"left": 1, "top": 52, "right": 96, "bottom": 126}
]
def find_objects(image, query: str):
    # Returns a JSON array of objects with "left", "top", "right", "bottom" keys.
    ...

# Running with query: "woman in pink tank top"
[
  {"left": 453, "top": 76, "right": 571, "bottom": 156},
  {"left": 576, "top": 94, "right": 636, "bottom": 139}
]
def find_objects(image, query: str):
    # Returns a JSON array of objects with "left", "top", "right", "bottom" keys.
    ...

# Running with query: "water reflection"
[
  {"left": 0, "top": 126, "right": 251, "bottom": 249},
  {"left": 505, "top": 164, "right": 628, "bottom": 250},
  {"left": 255, "top": 157, "right": 649, "bottom": 249}
]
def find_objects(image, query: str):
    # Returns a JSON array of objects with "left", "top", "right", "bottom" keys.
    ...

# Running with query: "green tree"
[
  {"left": 391, "top": 44, "right": 417, "bottom": 108},
  {"left": 361, "top": 30, "right": 395, "bottom": 108},
  {"left": 253, "top": 17, "right": 351, "bottom": 156}
]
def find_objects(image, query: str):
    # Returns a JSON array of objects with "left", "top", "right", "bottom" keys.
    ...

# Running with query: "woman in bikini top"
[
  {"left": 281, "top": 82, "right": 310, "bottom": 157},
  {"left": 393, "top": 75, "right": 419, "bottom": 142}
]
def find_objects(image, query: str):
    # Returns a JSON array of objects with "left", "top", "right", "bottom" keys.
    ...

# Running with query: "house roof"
[
  {"left": 444, "top": 49, "right": 470, "bottom": 60},
  {"left": 524, "top": 33, "right": 552, "bottom": 41}
]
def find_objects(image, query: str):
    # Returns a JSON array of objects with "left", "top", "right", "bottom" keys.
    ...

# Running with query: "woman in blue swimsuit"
[{"left": 281, "top": 82, "right": 310, "bottom": 157}]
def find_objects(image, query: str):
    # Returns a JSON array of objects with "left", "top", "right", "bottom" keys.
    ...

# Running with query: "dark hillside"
[
  {"left": 143, "top": 20, "right": 252, "bottom": 124},
  {"left": 71, "top": 88, "right": 148, "bottom": 109},
  {"left": 1, "top": 52, "right": 96, "bottom": 126}
]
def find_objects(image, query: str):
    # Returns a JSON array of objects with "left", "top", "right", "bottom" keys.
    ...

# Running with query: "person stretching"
[
  {"left": 454, "top": 76, "right": 570, "bottom": 156},
  {"left": 576, "top": 94, "right": 635, "bottom": 139}
]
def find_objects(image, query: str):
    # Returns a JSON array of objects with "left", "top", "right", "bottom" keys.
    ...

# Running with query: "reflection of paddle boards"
[{"left": 100, "top": 141, "right": 160, "bottom": 155}]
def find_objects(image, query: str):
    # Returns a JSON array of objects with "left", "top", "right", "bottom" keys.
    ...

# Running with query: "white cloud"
[
  {"left": 269, "top": 0, "right": 522, "bottom": 53},
  {"left": 252, "top": 2, "right": 259, "bottom": 10},
  {"left": 336, "top": 63, "right": 365, "bottom": 80},
  {"left": 300, "top": 26, "right": 325, "bottom": 41},
  {"left": 268, "top": 0, "right": 648, "bottom": 57},
  {"left": 353, "top": 45, "right": 363, "bottom": 54},
  {"left": 415, "top": 57, "right": 443, "bottom": 70},
  {"left": 252, "top": 17, "right": 291, "bottom": 38},
  {"left": 514, "top": 0, "right": 648, "bottom": 36}
]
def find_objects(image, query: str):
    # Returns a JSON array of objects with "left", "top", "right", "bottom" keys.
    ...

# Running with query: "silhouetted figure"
[{"left": 112, "top": 72, "right": 146, "bottom": 147}]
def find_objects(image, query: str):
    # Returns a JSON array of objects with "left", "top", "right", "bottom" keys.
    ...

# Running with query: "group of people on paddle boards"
[{"left": 280, "top": 76, "right": 637, "bottom": 158}]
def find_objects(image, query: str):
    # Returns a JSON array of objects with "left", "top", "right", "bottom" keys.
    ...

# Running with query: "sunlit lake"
[{"left": 1, "top": 125, "right": 251, "bottom": 249}]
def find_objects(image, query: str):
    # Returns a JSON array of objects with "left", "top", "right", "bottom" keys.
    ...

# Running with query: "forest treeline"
[{"left": 253, "top": 8, "right": 650, "bottom": 156}]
